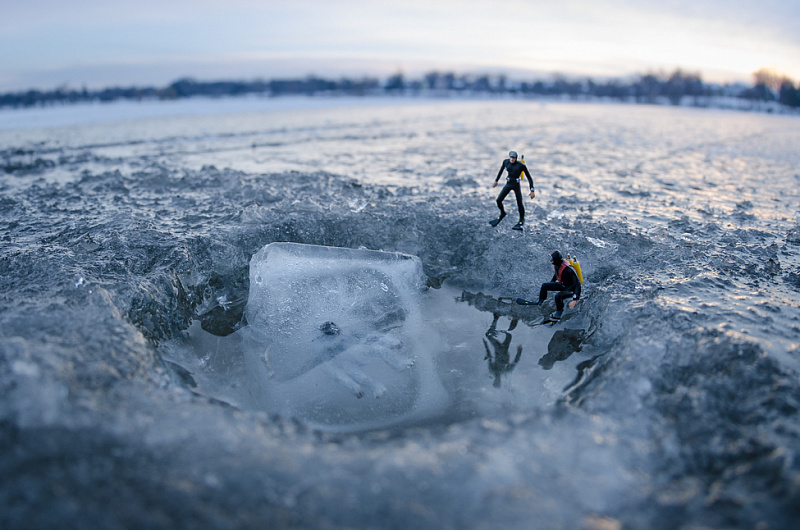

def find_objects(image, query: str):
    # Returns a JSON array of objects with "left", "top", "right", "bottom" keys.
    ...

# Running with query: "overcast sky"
[{"left": 2, "top": 0, "right": 799, "bottom": 92}]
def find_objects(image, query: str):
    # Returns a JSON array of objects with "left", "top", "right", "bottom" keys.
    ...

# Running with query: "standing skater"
[
  {"left": 530, "top": 250, "right": 581, "bottom": 321},
  {"left": 490, "top": 150, "right": 535, "bottom": 230}
]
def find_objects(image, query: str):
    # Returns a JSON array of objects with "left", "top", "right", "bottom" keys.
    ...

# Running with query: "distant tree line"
[
  {"left": 0, "top": 76, "right": 383, "bottom": 109},
  {"left": 1, "top": 68, "right": 798, "bottom": 110}
]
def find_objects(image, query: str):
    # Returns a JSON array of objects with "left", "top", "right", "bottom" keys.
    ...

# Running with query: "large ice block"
[{"left": 241, "top": 242, "right": 447, "bottom": 431}]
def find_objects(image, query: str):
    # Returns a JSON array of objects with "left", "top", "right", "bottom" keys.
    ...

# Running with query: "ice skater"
[
  {"left": 529, "top": 250, "right": 581, "bottom": 321},
  {"left": 482, "top": 314, "right": 523, "bottom": 388},
  {"left": 490, "top": 150, "right": 535, "bottom": 230}
]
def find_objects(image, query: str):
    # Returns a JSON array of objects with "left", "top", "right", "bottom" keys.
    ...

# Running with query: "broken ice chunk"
[{"left": 241, "top": 242, "right": 447, "bottom": 431}]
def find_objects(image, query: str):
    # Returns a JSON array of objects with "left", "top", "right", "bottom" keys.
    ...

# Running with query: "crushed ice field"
[{"left": 2, "top": 96, "right": 800, "bottom": 529}]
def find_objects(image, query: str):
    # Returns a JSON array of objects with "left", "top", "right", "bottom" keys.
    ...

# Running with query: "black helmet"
[
  {"left": 550, "top": 250, "right": 563, "bottom": 263},
  {"left": 508, "top": 150, "right": 518, "bottom": 158}
]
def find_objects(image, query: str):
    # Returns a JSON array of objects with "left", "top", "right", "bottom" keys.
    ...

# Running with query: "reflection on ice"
[
  {"left": 482, "top": 314, "right": 523, "bottom": 388},
  {"left": 539, "top": 329, "right": 587, "bottom": 370},
  {"left": 446, "top": 290, "right": 594, "bottom": 413}
]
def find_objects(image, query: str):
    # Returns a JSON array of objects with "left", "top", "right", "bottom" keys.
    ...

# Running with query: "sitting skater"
[{"left": 531, "top": 250, "right": 581, "bottom": 321}]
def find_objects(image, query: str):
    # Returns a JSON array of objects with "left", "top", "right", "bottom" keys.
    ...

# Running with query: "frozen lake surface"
[{"left": 1, "top": 96, "right": 800, "bottom": 529}]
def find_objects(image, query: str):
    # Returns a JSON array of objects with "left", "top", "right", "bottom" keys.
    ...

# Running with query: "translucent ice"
[{"left": 241, "top": 242, "right": 448, "bottom": 431}]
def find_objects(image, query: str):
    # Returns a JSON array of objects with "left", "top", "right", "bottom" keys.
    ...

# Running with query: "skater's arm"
[
  {"left": 567, "top": 268, "right": 581, "bottom": 308},
  {"left": 523, "top": 165, "right": 535, "bottom": 198},
  {"left": 522, "top": 165, "right": 534, "bottom": 189},
  {"left": 495, "top": 160, "right": 507, "bottom": 183},
  {"left": 571, "top": 272, "right": 581, "bottom": 300}
]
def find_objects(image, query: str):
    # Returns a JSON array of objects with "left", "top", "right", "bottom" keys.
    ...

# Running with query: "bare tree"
[{"left": 752, "top": 68, "right": 791, "bottom": 92}]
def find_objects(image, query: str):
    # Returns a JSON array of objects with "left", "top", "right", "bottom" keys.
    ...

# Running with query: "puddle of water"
[{"left": 159, "top": 285, "right": 594, "bottom": 431}]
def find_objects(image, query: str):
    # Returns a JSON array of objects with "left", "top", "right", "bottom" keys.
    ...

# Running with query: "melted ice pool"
[{"left": 159, "top": 243, "right": 593, "bottom": 432}]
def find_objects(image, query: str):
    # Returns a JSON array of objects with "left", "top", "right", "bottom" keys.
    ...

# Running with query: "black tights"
[
  {"left": 539, "top": 282, "right": 574, "bottom": 311},
  {"left": 496, "top": 181, "right": 524, "bottom": 220}
]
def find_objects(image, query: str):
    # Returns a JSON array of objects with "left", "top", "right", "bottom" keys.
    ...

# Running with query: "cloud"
[{"left": 2, "top": 0, "right": 799, "bottom": 91}]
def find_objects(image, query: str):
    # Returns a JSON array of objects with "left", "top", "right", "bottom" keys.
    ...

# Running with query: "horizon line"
[{"left": 2, "top": 66, "right": 770, "bottom": 95}]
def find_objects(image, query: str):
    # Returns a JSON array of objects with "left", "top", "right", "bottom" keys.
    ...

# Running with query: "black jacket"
[
  {"left": 551, "top": 263, "right": 581, "bottom": 299},
  {"left": 495, "top": 159, "right": 534, "bottom": 190}
]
